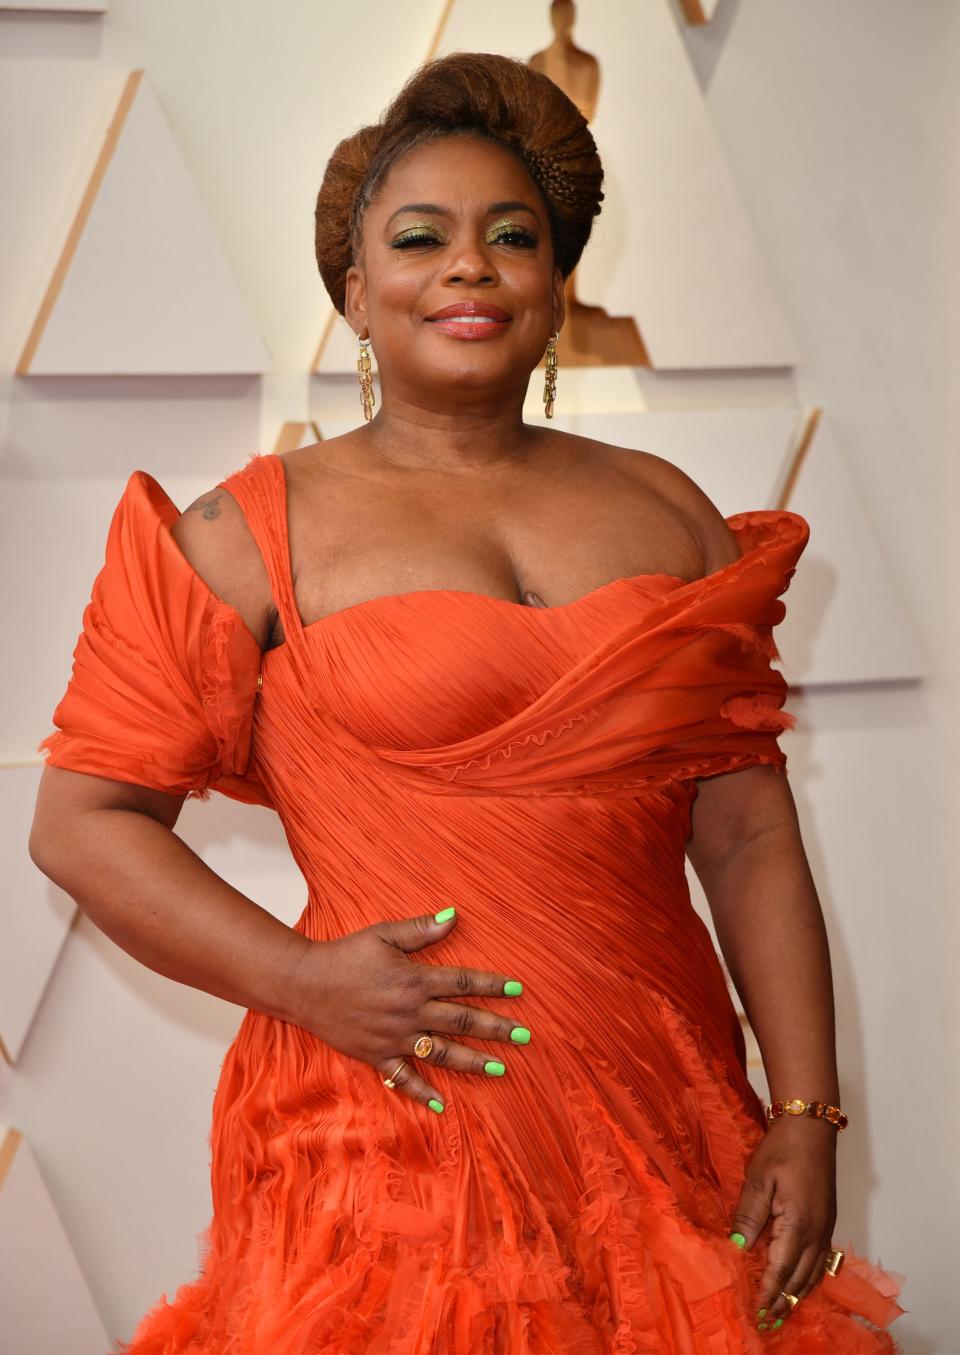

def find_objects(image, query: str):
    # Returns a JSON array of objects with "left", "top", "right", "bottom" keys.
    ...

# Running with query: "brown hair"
[{"left": 315, "top": 52, "right": 605, "bottom": 315}]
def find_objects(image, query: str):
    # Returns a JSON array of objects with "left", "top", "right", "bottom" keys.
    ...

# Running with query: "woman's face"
[{"left": 344, "top": 134, "right": 565, "bottom": 410}]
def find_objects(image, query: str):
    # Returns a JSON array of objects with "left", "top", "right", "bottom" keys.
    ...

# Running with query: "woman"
[{"left": 31, "top": 52, "right": 904, "bottom": 1354}]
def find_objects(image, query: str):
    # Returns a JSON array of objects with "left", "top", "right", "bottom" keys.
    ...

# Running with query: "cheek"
[{"left": 366, "top": 258, "right": 431, "bottom": 317}]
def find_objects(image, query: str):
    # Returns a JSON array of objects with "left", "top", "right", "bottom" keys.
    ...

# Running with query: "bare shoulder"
[
  {"left": 596, "top": 439, "right": 742, "bottom": 575},
  {"left": 169, "top": 483, "right": 273, "bottom": 647}
]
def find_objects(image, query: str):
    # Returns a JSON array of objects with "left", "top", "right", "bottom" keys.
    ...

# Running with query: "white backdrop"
[{"left": 1, "top": 2, "right": 956, "bottom": 1350}]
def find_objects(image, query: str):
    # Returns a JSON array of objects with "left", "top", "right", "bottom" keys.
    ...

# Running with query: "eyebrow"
[{"left": 384, "top": 200, "right": 540, "bottom": 228}]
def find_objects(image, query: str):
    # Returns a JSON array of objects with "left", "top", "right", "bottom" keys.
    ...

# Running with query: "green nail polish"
[
  {"left": 503, "top": 980, "right": 523, "bottom": 996},
  {"left": 510, "top": 1026, "right": 531, "bottom": 1044},
  {"left": 484, "top": 1060, "right": 505, "bottom": 1076},
  {"left": 757, "top": 1322, "right": 769, "bottom": 1332},
  {"left": 729, "top": 1232, "right": 746, "bottom": 1249},
  {"left": 773, "top": 1319, "right": 784, "bottom": 1329},
  {"left": 428, "top": 1098, "right": 445, "bottom": 1114},
  {"left": 757, "top": 1310, "right": 767, "bottom": 1319},
  {"left": 434, "top": 907, "right": 456, "bottom": 924}
]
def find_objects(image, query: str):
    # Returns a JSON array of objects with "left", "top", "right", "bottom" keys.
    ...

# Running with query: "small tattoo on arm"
[{"left": 186, "top": 493, "right": 223, "bottom": 520}]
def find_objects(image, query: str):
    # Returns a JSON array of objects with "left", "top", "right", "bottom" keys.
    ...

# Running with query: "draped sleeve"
[{"left": 38, "top": 471, "right": 270, "bottom": 807}]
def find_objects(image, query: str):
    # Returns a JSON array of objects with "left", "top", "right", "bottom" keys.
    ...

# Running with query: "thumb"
[
  {"left": 378, "top": 906, "right": 458, "bottom": 953},
  {"left": 730, "top": 1172, "right": 774, "bottom": 1251}
]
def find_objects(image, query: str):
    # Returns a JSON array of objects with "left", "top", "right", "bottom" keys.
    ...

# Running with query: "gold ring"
[
  {"left": 413, "top": 1034, "right": 434, "bottom": 1059},
  {"left": 382, "top": 1059, "right": 407, "bottom": 1089},
  {"left": 825, "top": 1248, "right": 845, "bottom": 1277},
  {"left": 780, "top": 1291, "right": 800, "bottom": 1310}
]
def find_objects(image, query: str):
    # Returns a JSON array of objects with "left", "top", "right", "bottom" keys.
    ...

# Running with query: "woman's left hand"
[{"left": 730, "top": 1117, "right": 838, "bottom": 1328}]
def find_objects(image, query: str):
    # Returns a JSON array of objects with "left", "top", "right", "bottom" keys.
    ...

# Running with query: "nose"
[{"left": 443, "top": 237, "right": 499, "bottom": 287}]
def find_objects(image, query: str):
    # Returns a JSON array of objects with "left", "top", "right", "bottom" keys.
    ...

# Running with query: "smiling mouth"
[
  {"left": 430, "top": 315, "right": 503, "bottom": 325},
  {"left": 424, "top": 307, "right": 513, "bottom": 340}
]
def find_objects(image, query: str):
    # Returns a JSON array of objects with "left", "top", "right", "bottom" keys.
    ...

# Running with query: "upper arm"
[
  {"left": 30, "top": 764, "right": 186, "bottom": 874},
  {"left": 686, "top": 763, "right": 801, "bottom": 880},
  {"left": 170, "top": 488, "right": 274, "bottom": 648}
]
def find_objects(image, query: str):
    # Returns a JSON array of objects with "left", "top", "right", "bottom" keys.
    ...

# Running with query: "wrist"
[
  {"left": 264, "top": 929, "right": 316, "bottom": 1025},
  {"left": 766, "top": 1112, "right": 839, "bottom": 1148}
]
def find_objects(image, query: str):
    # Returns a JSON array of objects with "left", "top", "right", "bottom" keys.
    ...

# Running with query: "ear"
[
  {"left": 344, "top": 261, "right": 368, "bottom": 337},
  {"left": 551, "top": 265, "right": 566, "bottom": 336}
]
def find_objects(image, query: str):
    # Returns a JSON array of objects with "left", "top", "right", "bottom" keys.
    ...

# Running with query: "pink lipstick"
[{"left": 425, "top": 300, "right": 512, "bottom": 341}]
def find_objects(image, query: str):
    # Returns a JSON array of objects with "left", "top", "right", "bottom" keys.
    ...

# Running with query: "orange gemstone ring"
[{"left": 413, "top": 1035, "right": 434, "bottom": 1059}]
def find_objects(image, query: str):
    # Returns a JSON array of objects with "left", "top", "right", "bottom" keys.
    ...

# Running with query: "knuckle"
[
  {"left": 400, "top": 964, "right": 424, "bottom": 992},
  {"left": 395, "top": 994, "right": 420, "bottom": 1021},
  {"left": 431, "top": 1041, "right": 451, "bottom": 1068},
  {"left": 454, "top": 968, "right": 471, "bottom": 995},
  {"left": 453, "top": 1006, "right": 476, "bottom": 1036}
]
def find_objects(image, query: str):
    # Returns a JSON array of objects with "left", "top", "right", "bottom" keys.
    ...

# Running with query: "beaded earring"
[
  {"left": 357, "top": 334, "right": 375, "bottom": 421},
  {"left": 542, "top": 332, "right": 559, "bottom": 418}
]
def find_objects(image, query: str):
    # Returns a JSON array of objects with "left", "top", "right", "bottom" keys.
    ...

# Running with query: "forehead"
[{"left": 370, "top": 135, "right": 543, "bottom": 214}]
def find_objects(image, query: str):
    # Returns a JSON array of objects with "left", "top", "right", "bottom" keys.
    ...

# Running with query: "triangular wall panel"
[
  {"left": 0, "top": 61, "right": 127, "bottom": 373},
  {"left": 18, "top": 70, "right": 271, "bottom": 376},
  {"left": 0, "top": 1127, "right": 111, "bottom": 1354},
  {"left": 776, "top": 415, "right": 927, "bottom": 686}
]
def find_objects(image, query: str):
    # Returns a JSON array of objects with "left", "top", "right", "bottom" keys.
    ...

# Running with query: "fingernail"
[
  {"left": 434, "top": 907, "right": 456, "bottom": 924},
  {"left": 729, "top": 1232, "right": 746, "bottom": 1249},
  {"left": 510, "top": 1026, "right": 531, "bottom": 1044},
  {"left": 773, "top": 1319, "right": 784, "bottom": 1329},
  {"left": 484, "top": 1060, "right": 505, "bottom": 1076},
  {"left": 503, "top": 980, "right": 523, "bottom": 995},
  {"left": 428, "top": 1098, "right": 445, "bottom": 1114},
  {"left": 757, "top": 1310, "right": 767, "bottom": 1319},
  {"left": 757, "top": 1322, "right": 769, "bottom": 1332}
]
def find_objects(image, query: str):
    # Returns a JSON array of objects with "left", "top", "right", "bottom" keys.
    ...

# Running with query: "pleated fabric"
[{"left": 41, "top": 452, "right": 905, "bottom": 1353}]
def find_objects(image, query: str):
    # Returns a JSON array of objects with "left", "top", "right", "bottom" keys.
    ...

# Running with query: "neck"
[{"left": 358, "top": 391, "right": 541, "bottom": 474}]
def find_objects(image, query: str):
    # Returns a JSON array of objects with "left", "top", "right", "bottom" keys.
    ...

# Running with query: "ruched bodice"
[{"left": 41, "top": 452, "right": 904, "bottom": 1353}]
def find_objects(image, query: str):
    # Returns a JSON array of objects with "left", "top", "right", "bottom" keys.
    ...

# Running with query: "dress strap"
[{"left": 217, "top": 452, "right": 307, "bottom": 658}]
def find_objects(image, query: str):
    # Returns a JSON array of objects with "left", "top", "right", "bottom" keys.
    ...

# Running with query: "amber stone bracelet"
[{"left": 765, "top": 1098, "right": 849, "bottom": 1132}]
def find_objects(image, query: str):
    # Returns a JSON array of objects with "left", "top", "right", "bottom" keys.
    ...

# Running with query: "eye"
[
  {"left": 391, "top": 226, "right": 446, "bottom": 249},
  {"left": 486, "top": 222, "right": 538, "bottom": 248}
]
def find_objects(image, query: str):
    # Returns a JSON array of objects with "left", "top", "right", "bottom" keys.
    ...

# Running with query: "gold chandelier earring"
[
  {"left": 357, "top": 333, "right": 376, "bottom": 421},
  {"left": 542, "top": 331, "right": 559, "bottom": 419}
]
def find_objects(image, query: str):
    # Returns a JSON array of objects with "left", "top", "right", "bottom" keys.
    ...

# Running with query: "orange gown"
[{"left": 41, "top": 452, "right": 905, "bottom": 1353}]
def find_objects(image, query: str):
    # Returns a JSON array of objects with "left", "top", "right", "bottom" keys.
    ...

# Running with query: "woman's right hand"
[{"left": 283, "top": 907, "right": 529, "bottom": 1113}]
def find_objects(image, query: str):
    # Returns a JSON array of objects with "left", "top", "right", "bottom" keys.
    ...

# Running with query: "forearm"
[
  {"left": 30, "top": 805, "right": 309, "bottom": 1024},
  {"left": 698, "top": 826, "right": 840, "bottom": 1105}
]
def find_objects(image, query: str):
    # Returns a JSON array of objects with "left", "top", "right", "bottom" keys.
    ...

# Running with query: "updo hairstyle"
[{"left": 315, "top": 51, "right": 605, "bottom": 315}]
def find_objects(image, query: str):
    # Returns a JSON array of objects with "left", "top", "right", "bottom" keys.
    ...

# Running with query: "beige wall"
[{"left": 1, "top": 1, "right": 955, "bottom": 1349}]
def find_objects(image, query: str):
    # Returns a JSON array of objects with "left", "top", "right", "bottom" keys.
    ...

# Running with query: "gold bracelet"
[{"left": 765, "top": 1097, "right": 849, "bottom": 1132}]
